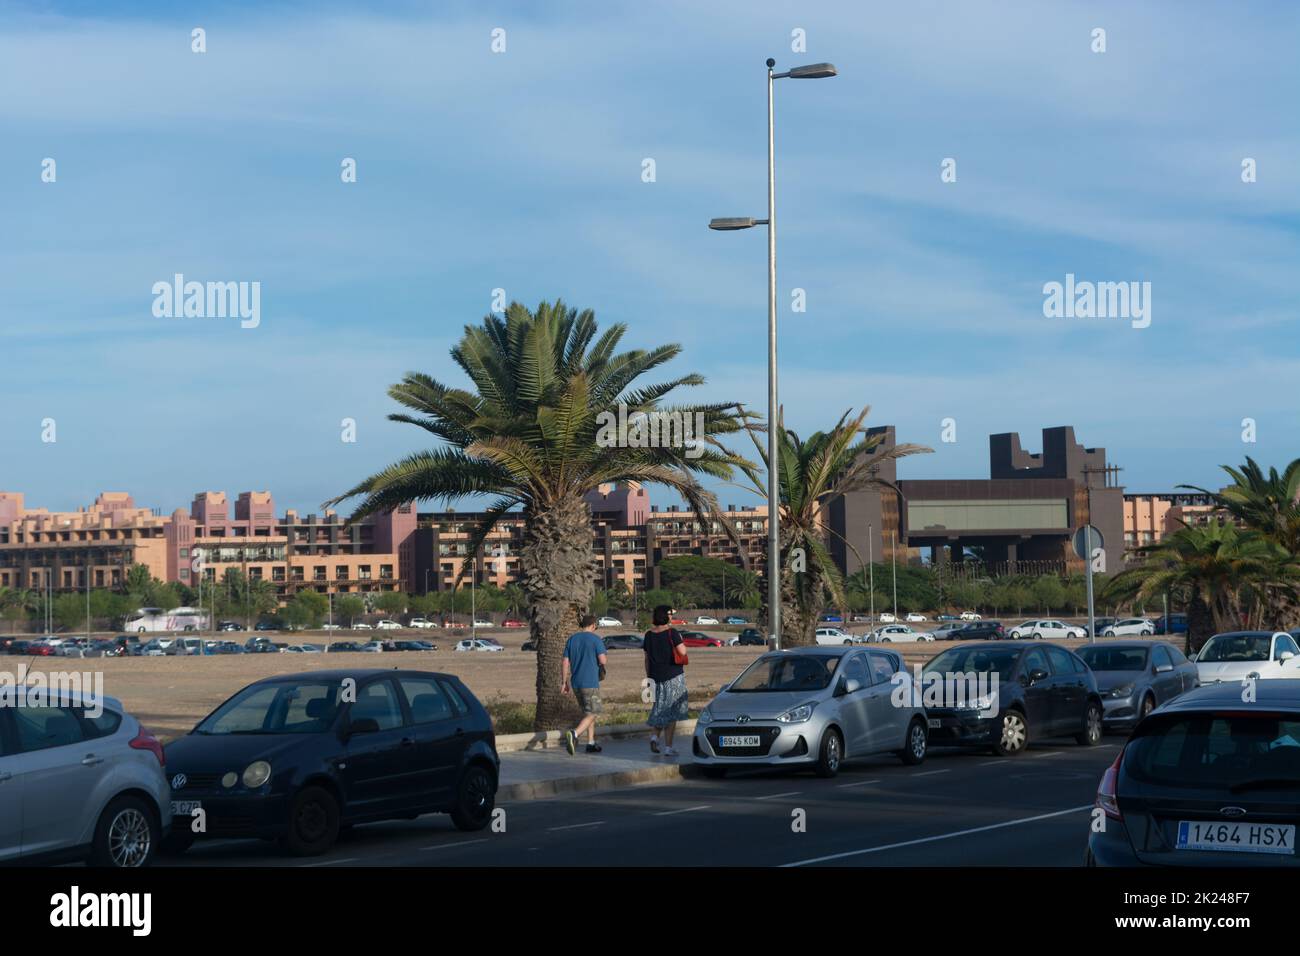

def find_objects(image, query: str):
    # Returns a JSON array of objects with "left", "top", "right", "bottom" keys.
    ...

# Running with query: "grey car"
[
  {"left": 693, "top": 646, "right": 928, "bottom": 778},
  {"left": 0, "top": 690, "right": 172, "bottom": 866},
  {"left": 1076, "top": 640, "right": 1199, "bottom": 730}
]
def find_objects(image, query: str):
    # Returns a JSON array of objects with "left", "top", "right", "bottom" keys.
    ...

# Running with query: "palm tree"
[
  {"left": 734, "top": 408, "right": 930, "bottom": 646},
  {"left": 1181, "top": 457, "right": 1300, "bottom": 554},
  {"left": 328, "top": 300, "right": 748, "bottom": 728},
  {"left": 1102, "top": 519, "right": 1300, "bottom": 653}
]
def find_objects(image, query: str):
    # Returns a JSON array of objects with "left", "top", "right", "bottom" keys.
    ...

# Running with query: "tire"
[
  {"left": 991, "top": 710, "right": 1029, "bottom": 756},
  {"left": 281, "top": 785, "right": 340, "bottom": 856},
  {"left": 89, "top": 795, "right": 159, "bottom": 868},
  {"left": 1076, "top": 702, "right": 1104, "bottom": 746},
  {"left": 881, "top": 638, "right": 891, "bottom": 643},
  {"left": 449, "top": 764, "right": 496, "bottom": 832},
  {"left": 813, "top": 728, "right": 844, "bottom": 778},
  {"left": 1031, "top": 632, "right": 1043, "bottom": 640},
  {"left": 700, "top": 766, "right": 728, "bottom": 779},
  {"left": 899, "top": 719, "right": 928, "bottom": 765},
  {"left": 1139, "top": 693, "right": 1156, "bottom": 720},
  {"left": 843, "top": 639, "right": 853, "bottom": 646}
]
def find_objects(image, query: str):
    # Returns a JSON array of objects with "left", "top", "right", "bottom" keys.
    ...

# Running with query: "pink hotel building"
[{"left": 0, "top": 490, "right": 415, "bottom": 600}]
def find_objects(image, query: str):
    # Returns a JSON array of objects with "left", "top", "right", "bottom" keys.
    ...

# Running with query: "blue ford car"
[{"left": 163, "top": 669, "right": 498, "bottom": 856}]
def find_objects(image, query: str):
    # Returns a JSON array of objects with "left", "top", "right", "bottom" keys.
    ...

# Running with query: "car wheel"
[
  {"left": 1139, "top": 693, "right": 1156, "bottom": 720},
  {"left": 843, "top": 639, "right": 853, "bottom": 645},
  {"left": 992, "top": 710, "right": 1028, "bottom": 756},
  {"left": 899, "top": 718, "right": 928, "bottom": 765},
  {"left": 1031, "top": 632, "right": 1043, "bottom": 640},
  {"left": 90, "top": 795, "right": 159, "bottom": 868},
  {"left": 881, "top": 637, "right": 891, "bottom": 643},
  {"left": 700, "top": 766, "right": 728, "bottom": 779},
  {"left": 1076, "top": 702, "right": 1103, "bottom": 746},
  {"left": 813, "top": 728, "right": 843, "bottom": 778},
  {"left": 282, "top": 785, "right": 340, "bottom": 856},
  {"left": 450, "top": 764, "right": 496, "bottom": 831}
]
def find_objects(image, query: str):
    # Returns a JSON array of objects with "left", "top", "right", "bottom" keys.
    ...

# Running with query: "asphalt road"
[{"left": 163, "top": 737, "right": 1120, "bottom": 868}]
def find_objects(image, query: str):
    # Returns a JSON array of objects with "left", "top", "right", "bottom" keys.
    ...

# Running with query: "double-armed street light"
[{"left": 708, "top": 58, "right": 837, "bottom": 650}]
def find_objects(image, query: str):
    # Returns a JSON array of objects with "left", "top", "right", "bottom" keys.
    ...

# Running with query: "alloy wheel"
[{"left": 108, "top": 808, "right": 152, "bottom": 868}]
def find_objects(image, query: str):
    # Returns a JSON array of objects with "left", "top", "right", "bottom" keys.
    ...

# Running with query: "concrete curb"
[
  {"left": 499, "top": 760, "right": 694, "bottom": 802},
  {"left": 495, "top": 719, "right": 697, "bottom": 753}
]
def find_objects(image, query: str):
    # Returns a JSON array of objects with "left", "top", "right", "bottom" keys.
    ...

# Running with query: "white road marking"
[
  {"left": 547, "top": 820, "right": 605, "bottom": 831},
  {"left": 653, "top": 805, "right": 711, "bottom": 816},
  {"left": 781, "top": 804, "right": 1093, "bottom": 867},
  {"left": 837, "top": 779, "right": 881, "bottom": 789},
  {"left": 978, "top": 759, "right": 1005, "bottom": 766},
  {"left": 299, "top": 857, "right": 360, "bottom": 868},
  {"left": 911, "top": 769, "right": 950, "bottom": 777},
  {"left": 1033, "top": 751, "right": 1063, "bottom": 758},
  {"left": 420, "top": 839, "right": 488, "bottom": 851},
  {"left": 756, "top": 791, "right": 803, "bottom": 801}
]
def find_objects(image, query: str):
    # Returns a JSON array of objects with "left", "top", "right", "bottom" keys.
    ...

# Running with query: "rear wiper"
[{"left": 1228, "top": 778, "right": 1300, "bottom": 793}]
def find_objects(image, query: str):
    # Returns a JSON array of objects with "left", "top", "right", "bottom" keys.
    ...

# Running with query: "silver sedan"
[{"left": 693, "top": 646, "right": 928, "bottom": 778}]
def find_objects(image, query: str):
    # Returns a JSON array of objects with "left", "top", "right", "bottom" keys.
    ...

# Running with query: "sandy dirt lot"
[{"left": 13, "top": 630, "right": 1096, "bottom": 740}]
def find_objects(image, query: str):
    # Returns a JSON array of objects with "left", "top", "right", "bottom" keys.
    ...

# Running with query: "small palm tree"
[
  {"left": 1181, "top": 457, "right": 1300, "bottom": 554},
  {"left": 1102, "top": 519, "right": 1300, "bottom": 653},
  {"left": 734, "top": 408, "right": 930, "bottom": 646},
  {"left": 328, "top": 300, "right": 748, "bottom": 728}
]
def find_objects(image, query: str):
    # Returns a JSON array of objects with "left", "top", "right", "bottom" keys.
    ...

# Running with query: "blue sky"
[{"left": 2, "top": 0, "right": 1297, "bottom": 515}]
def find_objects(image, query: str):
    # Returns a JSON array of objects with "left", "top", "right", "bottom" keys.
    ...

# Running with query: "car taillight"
[
  {"left": 1096, "top": 749, "right": 1123, "bottom": 820},
  {"left": 130, "top": 725, "right": 166, "bottom": 768}
]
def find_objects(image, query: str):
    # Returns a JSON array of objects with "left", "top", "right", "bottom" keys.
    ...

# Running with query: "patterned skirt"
[{"left": 648, "top": 673, "right": 690, "bottom": 727}]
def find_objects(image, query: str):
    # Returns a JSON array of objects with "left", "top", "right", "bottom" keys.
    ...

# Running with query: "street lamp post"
[{"left": 709, "top": 58, "right": 837, "bottom": 651}]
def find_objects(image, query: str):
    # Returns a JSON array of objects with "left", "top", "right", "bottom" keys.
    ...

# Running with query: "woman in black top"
[{"left": 644, "top": 605, "right": 689, "bottom": 755}]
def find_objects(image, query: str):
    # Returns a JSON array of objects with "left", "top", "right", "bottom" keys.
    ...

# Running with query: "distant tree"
[{"left": 336, "top": 595, "right": 365, "bottom": 626}]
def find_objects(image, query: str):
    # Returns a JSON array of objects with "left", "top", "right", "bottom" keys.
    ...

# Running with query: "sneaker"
[
  {"left": 585, "top": 743, "right": 602, "bottom": 754},
  {"left": 564, "top": 730, "right": 576, "bottom": 755},
  {"left": 662, "top": 746, "right": 678, "bottom": 756},
  {"left": 649, "top": 736, "right": 660, "bottom": 754}
]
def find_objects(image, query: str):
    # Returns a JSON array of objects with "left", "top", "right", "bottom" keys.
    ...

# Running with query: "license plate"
[
  {"left": 170, "top": 800, "right": 202, "bottom": 817},
  {"left": 1175, "top": 820, "right": 1294, "bottom": 854},
  {"left": 718, "top": 735, "right": 760, "bottom": 748},
  {"left": 928, "top": 718, "right": 941, "bottom": 728}
]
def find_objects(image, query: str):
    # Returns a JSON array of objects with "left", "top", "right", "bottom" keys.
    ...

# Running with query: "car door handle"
[{"left": 81, "top": 754, "right": 104, "bottom": 767}]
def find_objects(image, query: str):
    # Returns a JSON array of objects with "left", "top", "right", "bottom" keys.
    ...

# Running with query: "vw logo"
[
  {"left": 171, "top": 773, "right": 187, "bottom": 790},
  {"left": 1219, "top": 806, "right": 1247, "bottom": 818},
  {"left": 735, "top": 715, "right": 751, "bottom": 723}
]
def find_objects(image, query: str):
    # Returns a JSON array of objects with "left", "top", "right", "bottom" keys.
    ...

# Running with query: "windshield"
[
  {"left": 924, "top": 646, "right": 1021, "bottom": 684},
  {"left": 1197, "top": 634, "right": 1273, "bottom": 662},
  {"left": 196, "top": 681, "right": 341, "bottom": 735},
  {"left": 730, "top": 655, "right": 840, "bottom": 692},
  {"left": 1078, "top": 646, "right": 1148, "bottom": 671},
  {"left": 1127, "top": 713, "right": 1300, "bottom": 792}
]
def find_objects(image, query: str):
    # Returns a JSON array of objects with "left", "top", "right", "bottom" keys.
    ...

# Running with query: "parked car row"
[{"left": 0, "top": 667, "right": 501, "bottom": 866}]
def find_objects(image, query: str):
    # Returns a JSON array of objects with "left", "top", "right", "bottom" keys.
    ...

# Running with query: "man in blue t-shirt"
[{"left": 562, "top": 614, "right": 608, "bottom": 755}]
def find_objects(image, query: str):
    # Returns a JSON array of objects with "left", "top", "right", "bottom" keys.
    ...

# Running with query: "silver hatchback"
[
  {"left": 693, "top": 646, "right": 928, "bottom": 778},
  {"left": 0, "top": 690, "right": 171, "bottom": 866}
]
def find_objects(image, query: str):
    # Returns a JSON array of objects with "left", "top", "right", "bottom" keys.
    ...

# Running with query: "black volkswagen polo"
[
  {"left": 163, "top": 669, "right": 498, "bottom": 856},
  {"left": 922, "top": 642, "right": 1104, "bottom": 756}
]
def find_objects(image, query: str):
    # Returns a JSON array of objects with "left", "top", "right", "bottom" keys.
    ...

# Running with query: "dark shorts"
[{"left": 575, "top": 687, "right": 603, "bottom": 715}]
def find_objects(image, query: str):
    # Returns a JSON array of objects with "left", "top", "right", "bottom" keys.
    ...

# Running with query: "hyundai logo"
[
  {"left": 1219, "top": 806, "right": 1247, "bottom": 818},
  {"left": 171, "top": 773, "right": 187, "bottom": 790},
  {"left": 735, "top": 715, "right": 751, "bottom": 723}
]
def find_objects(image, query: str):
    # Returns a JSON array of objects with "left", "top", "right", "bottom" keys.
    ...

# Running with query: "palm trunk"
[
  {"left": 520, "top": 496, "right": 594, "bottom": 731},
  {"left": 1186, "top": 595, "right": 1213, "bottom": 657}
]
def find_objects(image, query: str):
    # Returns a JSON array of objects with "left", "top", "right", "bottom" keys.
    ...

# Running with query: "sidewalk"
[{"left": 498, "top": 731, "right": 694, "bottom": 801}]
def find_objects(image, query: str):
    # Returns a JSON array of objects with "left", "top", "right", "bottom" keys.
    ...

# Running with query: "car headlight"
[
  {"left": 697, "top": 707, "right": 714, "bottom": 725},
  {"left": 1109, "top": 683, "right": 1135, "bottom": 698},
  {"left": 242, "top": 760, "right": 272, "bottom": 789},
  {"left": 776, "top": 702, "right": 816, "bottom": 724}
]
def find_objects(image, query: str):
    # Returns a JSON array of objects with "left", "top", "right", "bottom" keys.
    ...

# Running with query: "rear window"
[{"left": 1126, "top": 712, "right": 1300, "bottom": 793}]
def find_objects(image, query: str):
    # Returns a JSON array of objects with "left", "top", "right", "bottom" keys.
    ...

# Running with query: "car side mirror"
[
  {"left": 345, "top": 717, "right": 380, "bottom": 738},
  {"left": 1155, "top": 664, "right": 1173, "bottom": 673},
  {"left": 1024, "top": 668, "right": 1049, "bottom": 684},
  {"left": 843, "top": 678, "right": 863, "bottom": 695},
  {"left": 1280, "top": 651, "right": 1295, "bottom": 662}
]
